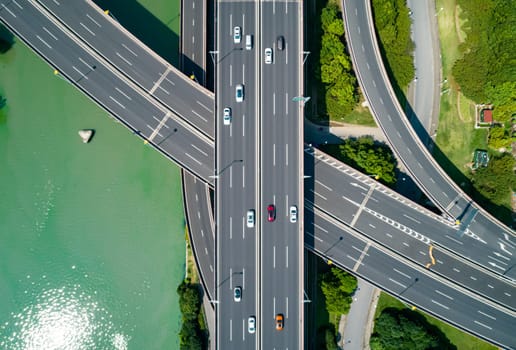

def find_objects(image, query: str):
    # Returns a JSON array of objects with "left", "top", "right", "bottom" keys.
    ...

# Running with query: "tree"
[
  {"left": 471, "top": 153, "right": 516, "bottom": 206},
  {"left": 325, "top": 328, "right": 338, "bottom": 350},
  {"left": 330, "top": 136, "right": 398, "bottom": 186},
  {"left": 177, "top": 280, "right": 201, "bottom": 321},
  {"left": 488, "top": 126, "right": 512, "bottom": 149},
  {"left": 453, "top": 0, "right": 515, "bottom": 104},
  {"left": 320, "top": 267, "right": 357, "bottom": 315},
  {"left": 371, "top": 0, "right": 415, "bottom": 90},
  {"left": 370, "top": 309, "right": 455, "bottom": 350}
]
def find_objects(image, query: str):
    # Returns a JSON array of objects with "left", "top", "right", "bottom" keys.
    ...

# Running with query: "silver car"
[
  {"left": 223, "top": 107, "right": 231, "bottom": 125},
  {"left": 236, "top": 84, "right": 244, "bottom": 103},
  {"left": 264, "top": 48, "right": 273, "bottom": 64}
]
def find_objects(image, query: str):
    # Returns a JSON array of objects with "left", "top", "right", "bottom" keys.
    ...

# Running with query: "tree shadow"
[
  {"left": 0, "top": 24, "right": 15, "bottom": 54},
  {"left": 372, "top": 21, "right": 514, "bottom": 226},
  {"left": 92, "top": 0, "right": 180, "bottom": 66}
]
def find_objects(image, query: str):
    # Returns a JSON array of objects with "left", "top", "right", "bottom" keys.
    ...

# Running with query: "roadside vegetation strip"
[
  {"left": 370, "top": 0, "right": 415, "bottom": 95},
  {"left": 178, "top": 234, "right": 208, "bottom": 350},
  {"left": 306, "top": 0, "right": 373, "bottom": 126},
  {"left": 374, "top": 293, "right": 497, "bottom": 350},
  {"left": 320, "top": 136, "right": 398, "bottom": 188}
]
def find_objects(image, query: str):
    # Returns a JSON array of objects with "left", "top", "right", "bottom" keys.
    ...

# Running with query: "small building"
[
  {"left": 472, "top": 149, "right": 489, "bottom": 170},
  {"left": 480, "top": 109, "right": 493, "bottom": 124}
]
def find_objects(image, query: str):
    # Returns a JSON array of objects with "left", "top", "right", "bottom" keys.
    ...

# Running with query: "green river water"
[{"left": 0, "top": 1, "right": 185, "bottom": 349}]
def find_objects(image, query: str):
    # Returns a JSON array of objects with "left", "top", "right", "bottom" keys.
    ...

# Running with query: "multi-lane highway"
[
  {"left": 1, "top": 1, "right": 515, "bottom": 348},
  {"left": 216, "top": 2, "right": 260, "bottom": 348},
  {"left": 215, "top": 1, "right": 303, "bottom": 348},
  {"left": 259, "top": 1, "right": 303, "bottom": 349}
]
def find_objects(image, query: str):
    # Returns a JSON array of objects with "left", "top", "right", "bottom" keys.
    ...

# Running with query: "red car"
[{"left": 267, "top": 204, "right": 276, "bottom": 222}]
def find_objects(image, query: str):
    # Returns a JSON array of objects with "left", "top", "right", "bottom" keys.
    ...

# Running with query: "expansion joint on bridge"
[
  {"left": 446, "top": 193, "right": 463, "bottom": 212},
  {"left": 148, "top": 111, "right": 172, "bottom": 142},
  {"left": 350, "top": 183, "right": 376, "bottom": 227},
  {"left": 353, "top": 242, "right": 371, "bottom": 272},
  {"left": 150, "top": 67, "right": 171, "bottom": 95}
]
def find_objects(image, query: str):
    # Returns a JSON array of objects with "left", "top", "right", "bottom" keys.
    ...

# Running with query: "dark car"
[
  {"left": 276, "top": 36, "right": 285, "bottom": 51},
  {"left": 267, "top": 204, "right": 276, "bottom": 222}
]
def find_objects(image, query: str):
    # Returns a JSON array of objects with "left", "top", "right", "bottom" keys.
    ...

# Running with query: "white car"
[
  {"left": 289, "top": 205, "right": 297, "bottom": 223},
  {"left": 248, "top": 316, "right": 256, "bottom": 334},
  {"left": 235, "top": 84, "right": 244, "bottom": 103},
  {"left": 233, "top": 26, "right": 241, "bottom": 44},
  {"left": 223, "top": 107, "right": 231, "bottom": 125},
  {"left": 246, "top": 209, "right": 255, "bottom": 228},
  {"left": 264, "top": 48, "right": 273, "bottom": 64}
]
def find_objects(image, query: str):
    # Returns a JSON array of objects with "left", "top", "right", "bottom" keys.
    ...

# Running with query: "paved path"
[
  {"left": 304, "top": 117, "right": 387, "bottom": 145},
  {"left": 338, "top": 280, "right": 380, "bottom": 350}
]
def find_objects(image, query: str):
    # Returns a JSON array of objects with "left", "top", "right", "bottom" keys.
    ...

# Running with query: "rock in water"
[{"left": 78, "top": 129, "right": 94, "bottom": 143}]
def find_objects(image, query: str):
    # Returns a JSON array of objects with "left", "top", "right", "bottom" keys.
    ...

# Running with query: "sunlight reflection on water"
[{"left": 0, "top": 285, "right": 129, "bottom": 350}]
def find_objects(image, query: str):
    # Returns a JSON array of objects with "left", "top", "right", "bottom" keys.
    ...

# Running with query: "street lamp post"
[{"left": 210, "top": 159, "right": 243, "bottom": 179}]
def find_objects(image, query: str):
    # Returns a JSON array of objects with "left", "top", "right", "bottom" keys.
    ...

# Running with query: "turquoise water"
[{"left": 0, "top": 23, "right": 184, "bottom": 350}]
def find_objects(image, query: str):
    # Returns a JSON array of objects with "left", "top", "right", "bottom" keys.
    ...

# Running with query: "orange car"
[{"left": 275, "top": 314, "right": 284, "bottom": 331}]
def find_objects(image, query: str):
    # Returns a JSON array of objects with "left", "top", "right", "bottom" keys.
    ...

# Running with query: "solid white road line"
[
  {"left": 36, "top": 35, "right": 51, "bottom": 48},
  {"left": 435, "top": 289, "right": 454, "bottom": 300},
  {"left": 273, "top": 246, "right": 276, "bottom": 269},
  {"left": 393, "top": 268, "right": 411, "bottom": 279},
  {"left": 109, "top": 95, "right": 126, "bottom": 109},
  {"left": 79, "top": 22, "right": 95, "bottom": 36},
  {"left": 431, "top": 299, "right": 450, "bottom": 310},
  {"left": 388, "top": 278, "right": 406, "bottom": 289},
  {"left": 315, "top": 179, "right": 333, "bottom": 191},
  {"left": 191, "top": 109, "right": 208, "bottom": 122},
  {"left": 86, "top": 14, "right": 101, "bottom": 27},
  {"left": 121, "top": 43, "right": 138, "bottom": 57},
  {"left": 42, "top": 27, "right": 58, "bottom": 40},
  {"left": 474, "top": 320, "right": 492, "bottom": 330},
  {"left": 116, "top": 52, "right": 132, "bottom": 66}
]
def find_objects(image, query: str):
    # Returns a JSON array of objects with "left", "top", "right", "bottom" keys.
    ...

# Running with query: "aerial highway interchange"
[{"left": 0, "top": 0, "right": 514, "bottom": 348}]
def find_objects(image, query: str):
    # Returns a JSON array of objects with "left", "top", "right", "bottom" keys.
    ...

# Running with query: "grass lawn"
[
  {"left": 434, "top": 0, "right": 487, "bottom": 176},
  {"left": 333, "top": 103, "right": 376, "bottom": 127},
  {"left": 434, "top": 0, "right": 513, "bottom": 214},
  {"left": 375, "top": 293, "right": 497, "bottom": 350}
]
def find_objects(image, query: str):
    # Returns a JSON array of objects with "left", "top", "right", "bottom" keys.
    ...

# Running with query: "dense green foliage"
[
  {"left": 371, "top": 0, "right": 415, "bottom": 90},
  {"left": 471, "top": 153, "right": 516, "bottom": 206},
  {"left": 488, "top": 125, "right": 513, "bottom": 149},
  {"left": 453, "top": 0, "right": 516, "bottom": 123},
  {"left": 320, "top": 267, "right": 357, "bottom": 315},
  {"left": 324, "top": 327, "right": 339, "bottom": 350},
  {"left": 321, "top": 136, "right": 398, "bottom": 187},
  {"left": 370, "top": 308, "right": 455, "bottom": 350},
  {"left": 177, "top": 279, "right": 205, "bottom": 350},
  {"left": 317, "top": 1, "right": 359, "bottom": 118}
]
